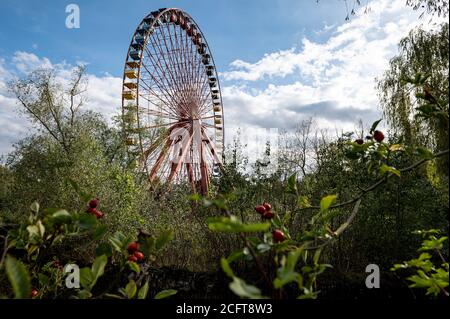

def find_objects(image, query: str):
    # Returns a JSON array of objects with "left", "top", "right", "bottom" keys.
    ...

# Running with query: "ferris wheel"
[{"left": 121, "top": 8, "right": 224, "bottom": 195}]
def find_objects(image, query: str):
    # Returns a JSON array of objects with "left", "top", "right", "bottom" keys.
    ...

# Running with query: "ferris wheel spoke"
[
  {"left": 153, "top": 28, "right": 188, "bottom": 106},
  {"left": 142, "top": 134, "right": 169, "bottom": 162},
  {"left": 139, "top": 120, "right": 189, "bottom": 130},
  {"left": 139, "top": 60, "right": 176, "bottom": 104},
  {"left": 185, "top": 163, "right": 197, "bottom": 192},
  {"left": 148, "top": 28, "right": 190, "bottom": 113},
  {"left": 137, "top": 81, "right": 175, "bottom": 110},
  {"left": 137, "top": 107, "right": 180, "bottom": 120},
  {"left": 172, "top": 23, "right": 191, "bottom": 103},
  {"left": 141, "top": 46, "right": 183, "bottom": 113},
  {"left": 159, "top": 21, "right": 191, "bottom": 107},
  {"left": 140, "top": 51, "right": 185, "bottom": 115},
  {"left": 148, "top": 137, "right": 174, "bottom": 182},
  {"left": 137, "top": 84, "right": 179, "bottom": 117},
  {"left": 201, "top": 130, "right": 223, "bottom": 165},
  {"left": 198, "top": 82, "right": 214, "bottom": 116},
  {"left": 167, "top": 133, "right": 193, "bottom": 183}
]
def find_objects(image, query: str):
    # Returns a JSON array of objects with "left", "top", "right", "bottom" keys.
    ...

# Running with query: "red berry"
[
  {"left": 94, "top": 211, "right": 104, "bottom": 219},
  {"left": 263, "top": 202, "right": 272, "bottom": 210},
  {"left": 87, "top": 207, "right": 97, "bottom": 214},
  {"left": 128, "top": 255, "right": 138, "bottom": 262},
  {"left": 31, "top": 289, "right": 38, "bottom": 298},
  {"left": 127, "top": 242, "right": 139, "bottom": 253},
  {"left": 89, "top": 198, "right": 99, "bottom": 208},
  {"left": 373, "top": 130, "right": 385, "bottom": 143},
  {"left": 255, "top": 205, "right": 266, "bottom": 215},
  {"left": 272, "top": 230, "right": 286, "bottom": 243},
  {"left": 355, "top": 139, "right": 364, "bottom": 145},
  {"left": 134, "top": 251, "right": 145, "bottom": 262},
  {"left": 262, "top": 210, "right": 275, "bottom": 219}
]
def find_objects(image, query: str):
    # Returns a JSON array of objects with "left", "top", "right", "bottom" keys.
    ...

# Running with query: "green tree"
[{"left": 377, "top": 23, "right": 449, "bottom": 176}]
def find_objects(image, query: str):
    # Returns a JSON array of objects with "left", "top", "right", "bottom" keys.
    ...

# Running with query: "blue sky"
[
  {"left": 0, "top": 0, "right": 347, "bottom": 77},
  {"left": 0, "top": 0, "right": 444, "bottom": 158}
]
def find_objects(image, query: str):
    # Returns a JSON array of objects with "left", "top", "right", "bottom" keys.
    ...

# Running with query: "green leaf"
[
  {"left": 5, "top": 255, "right": 31, "bottom": 299},
  {"left": 30, "top": 201, "right": 40, "bottom": 214},
  {"left": 155, "top": 230, "right": 174, "bottom": 250},
  {"left": 79, "top": 268, "right": 94, "bottom": 290},
  {"left": 370, "top": 119, "right": 382, "bottom": 134},
  {"left": 379, "top": 164, "right": 401, "bottom": 177},
  {"left": 297, "top": 196, "right": 311, "bottom": 209},
  {"left": 91, "top": 255, "right": 107, "bottom": 285},
  {"left": 81, "top": 255, "right": 107, "bottom": 290},
  {"left": 257, "top": 243, "right": 271, "bottom": 253},
  {"left": 389, "top": 144, "right": 404, "bottom": 152},
  {"left": 127, "top": 261, "right": 141, "bottom": 274},
  {"left": 416, "top": 147, "right": 434, "bottom": 160},
  {"left": 125, "top": 280, "right": 137, "bottom": 299},
  {"left": 419, "top": 236, "right": 448, "bottom": 251},
  {"left": 274, "top": 248, "right": 303, "bottom": 288},
  {"left": 93, "top": 225, "right": 108, "bottom": 241},
  {"left": 26, "top": 225, "right": 41, "bottom": 240},
  {"left": 52, "top": 210, "right": 72, "bottom": 224},
  {"left": 227, "top": 250, "right": 245, "bottom": 263},
  {"left": 229, "top": 277, "right": 265, "bottom": 299},
  {"left": 285, "top": 173, "right": 298, "bottom": 195},
  {"left": 320, "top": 195, "right": 337, "bottom": 212},
  {"left": 221, "top": 257, "right": 235, "bottom": 278},
  {"left": 109, "top": 231, "right": 128, "bottom": 253},
  {"left": 77, "top": 289, "right": 92, "bottom": 299},
  {"left": 207, "top": 216, "right": 270, "bottom": 233},
  {"left": 78, "top": 214, "right": 98, "bottom": 230},
  {"left": 154, "top": 289, "right": 178, "bottom": 299},
  {"left": 138, "top": 281, "right": 149, "bottom": 299},
  {"left": 188, "top": 193, "right": 201, "bottom": 202},
  {"left": 95, "top": 243, "right": 113, "bottom": 257}
]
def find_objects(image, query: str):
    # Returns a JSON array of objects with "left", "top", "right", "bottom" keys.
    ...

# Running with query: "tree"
[
  {"left": 4, "top": 67, "right": 145, "bottom": 235},
  {"left": 377, "top": 23, "right": 449, "bottom": 176}
]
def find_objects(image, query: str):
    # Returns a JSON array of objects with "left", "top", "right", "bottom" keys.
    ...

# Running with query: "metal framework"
[{"left": 121, "top": 8, "right": 224, "bottom": 195}]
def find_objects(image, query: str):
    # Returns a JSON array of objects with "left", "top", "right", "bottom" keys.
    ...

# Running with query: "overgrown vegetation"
[{"left": 0, "top": 5, "right": 448, "bottom": 299}]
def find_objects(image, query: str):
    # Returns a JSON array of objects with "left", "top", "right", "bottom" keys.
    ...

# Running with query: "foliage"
[
  {"left": 378, "top": 23, "right": 449, "bottom": 175},
  {"left": 0, "top": 198, "right": 176, "bottom": 299},
  {"left": 392, "top": 230, "right": 449, "bottom": 297}
]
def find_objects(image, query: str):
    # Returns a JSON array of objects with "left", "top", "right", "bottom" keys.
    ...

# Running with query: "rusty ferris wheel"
[{"left": 121, "top": 8, "right": 225, "bottom": 195}]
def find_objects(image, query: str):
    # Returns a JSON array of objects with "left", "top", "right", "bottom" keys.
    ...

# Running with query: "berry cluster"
[
  {"left": 254, "top": 202, "right": 274, "bottom": 220},
  {"left": 87, "top": 198, "right": 104, "bottom": 219},
  {"left": 127, "top": 241, "right": 145, "bottom": 263},
  {"left": 358, "top": 130, "right": 385, "bottom": 144},
  {"left": 254, "top": 202, "right": 286, "bottom": 243}
]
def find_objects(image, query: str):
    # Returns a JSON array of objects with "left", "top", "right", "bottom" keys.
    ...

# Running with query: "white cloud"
[
  {"left": 220, "top": 0, "right": 446, "bottom": 139},
  {"left": 12, "top": 51, "right": 53, "bottom": 74},
  {"left": 0, "top": 52, "right": 121, "bottom": 157},
  {"left": 1, "top": 0, "right": 446, "bottom": 161}
]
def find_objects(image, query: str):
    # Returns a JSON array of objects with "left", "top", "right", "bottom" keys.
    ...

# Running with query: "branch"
[{"left": 298, "top": 149, "right": 449, "bottom": 211}]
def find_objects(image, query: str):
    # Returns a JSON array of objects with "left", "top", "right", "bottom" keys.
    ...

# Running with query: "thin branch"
[{"left": 298, "top": 149, "right": 449, "bottom": 211}]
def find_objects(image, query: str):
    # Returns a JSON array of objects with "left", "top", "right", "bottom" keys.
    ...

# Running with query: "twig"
[{"left": 297, "top": 149, "right": 449, "bottom": 211}]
